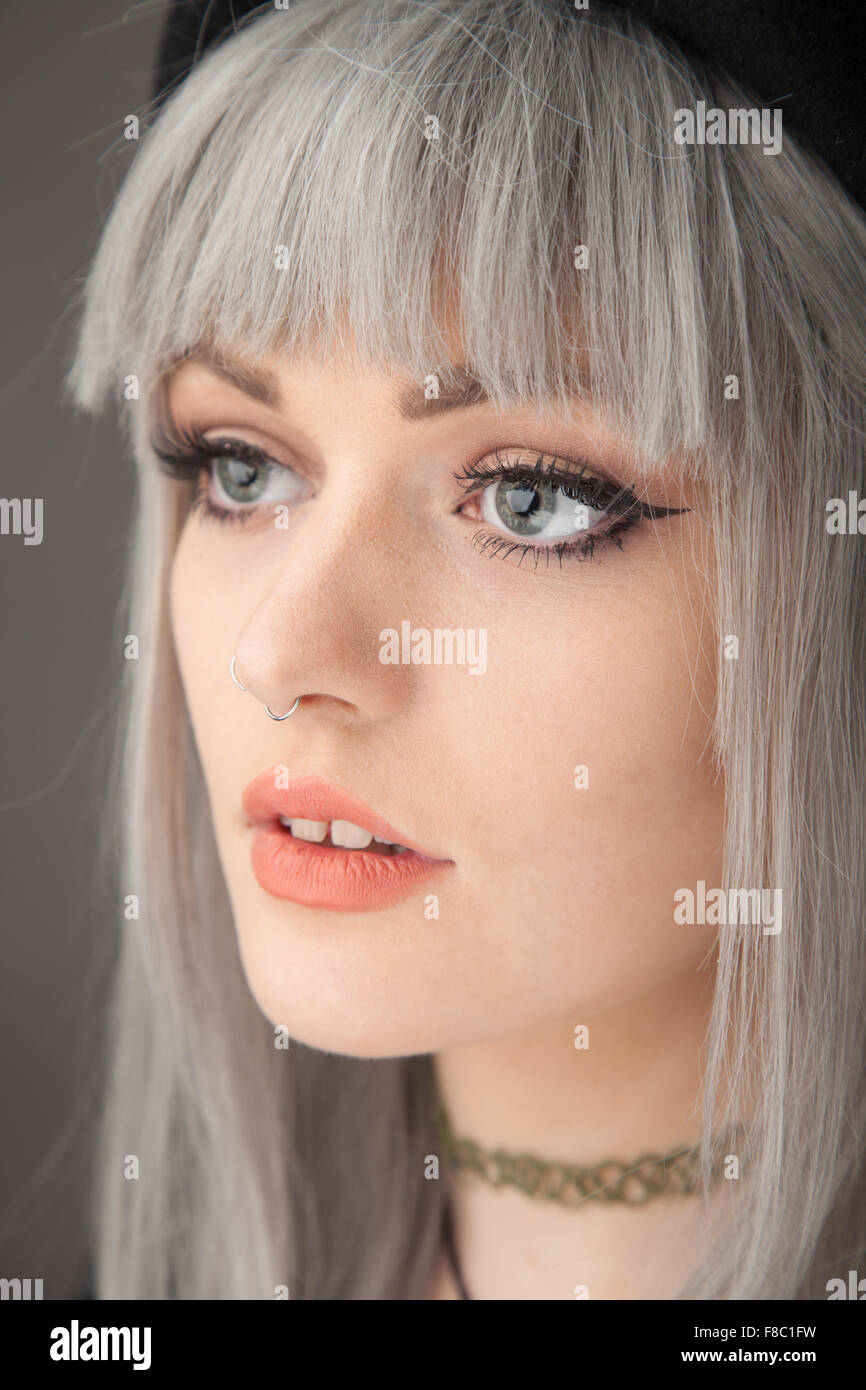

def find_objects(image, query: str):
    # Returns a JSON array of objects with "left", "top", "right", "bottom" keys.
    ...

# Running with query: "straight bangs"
[{"left": 66, "top": 0, "right": 828, "bottom": 475}]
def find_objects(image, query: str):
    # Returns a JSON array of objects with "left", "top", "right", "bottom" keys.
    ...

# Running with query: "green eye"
[
  {"left": 484, "top": 477, "right": 607, "bottom": 541},
  {"left": 494, "top": 479, "right": 558, "bottom": 535},
  {"left": 215, "top": 456, "right": 270, "bottom": 503}
]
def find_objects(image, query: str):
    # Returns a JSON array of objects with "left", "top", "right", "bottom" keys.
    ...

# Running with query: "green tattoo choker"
[{"left": 436, "top": 1106, "right": 734, "bottom": 1208}]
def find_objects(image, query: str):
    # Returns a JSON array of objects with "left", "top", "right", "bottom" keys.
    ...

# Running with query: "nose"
[{"left": 232, "top": 474, "right": 417, "bottom": 724}]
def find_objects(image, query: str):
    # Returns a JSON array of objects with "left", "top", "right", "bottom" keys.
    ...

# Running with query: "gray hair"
[{"left": 67, "top": 0, "right": 865, "bottom": 1298}]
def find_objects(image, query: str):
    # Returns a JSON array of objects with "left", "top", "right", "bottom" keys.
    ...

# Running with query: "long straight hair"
[{"left": 67, "top": 0, "right": 865, "bottom": 1298}]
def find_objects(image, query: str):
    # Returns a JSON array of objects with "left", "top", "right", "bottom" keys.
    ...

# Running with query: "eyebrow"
[
  {"left": 388, "top": 367, "right": 490, "bottom": 419},
  {"left": 181, "top": 352, "right": 491, "bottom": 420},
  {"left": 184, "top": 352, "right": 283, "bottom": 409}
]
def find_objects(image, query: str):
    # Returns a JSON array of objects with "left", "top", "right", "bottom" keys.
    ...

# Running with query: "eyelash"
[
  {"left": 152, "top": 423, "right": 280, "bottom": 525},
  {"left": 451, "top": 450, "right": 679, "bottom": 567},
  {"left": 151, "top": 426, "right": 681, "bottom": 565}
]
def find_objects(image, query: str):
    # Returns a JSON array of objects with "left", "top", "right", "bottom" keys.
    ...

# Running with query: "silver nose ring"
[
  {"left": 230, "top": 656, "right": 301, "bottom": 719},
  {"left": 266, "top": 696, "right": 302, "bottom": 720}
]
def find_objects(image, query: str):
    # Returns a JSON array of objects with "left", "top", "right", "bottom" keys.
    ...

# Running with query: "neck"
[{"left": 432, "top": 966, "right": 735, "bottom": 1299}]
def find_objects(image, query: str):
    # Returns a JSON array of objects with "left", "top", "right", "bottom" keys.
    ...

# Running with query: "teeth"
[
  {"left": 285, "top": 817, "right": 328, "bottom": 842},
  {"left": 277, "top": 815, "right": 410, "bottom": 853},
  {"left": 330, "top": 819, "right": 374, "bottom": 849}
]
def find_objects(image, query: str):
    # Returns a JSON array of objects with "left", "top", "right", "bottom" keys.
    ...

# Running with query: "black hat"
[{"left": 153, "top": 0, "right": 865, "bottom": 209}]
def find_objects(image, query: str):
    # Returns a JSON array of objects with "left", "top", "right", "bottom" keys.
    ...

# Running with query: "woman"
[{"left": 67, "top": 0, "right": 865, "bottom": 1298}]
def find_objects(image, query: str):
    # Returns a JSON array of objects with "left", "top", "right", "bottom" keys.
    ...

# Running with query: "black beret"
[{"left": 153, "top": 0, "right": 865, "bottom": 209}]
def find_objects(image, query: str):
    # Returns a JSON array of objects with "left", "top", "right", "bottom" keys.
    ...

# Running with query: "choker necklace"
[
  {"left": 437, "top": 1111, "right": 717, "bottom": 1207},
  {"left": 433, "top": 1106, "right": 739, "bottom": 1301},
  {"left": 436, "top": 1107, "right": 736, "bottom": 1299}
]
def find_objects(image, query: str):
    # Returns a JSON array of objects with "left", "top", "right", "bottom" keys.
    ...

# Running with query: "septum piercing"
[{"left": 230, "top": 655, "right": 302, "bottom": 719}]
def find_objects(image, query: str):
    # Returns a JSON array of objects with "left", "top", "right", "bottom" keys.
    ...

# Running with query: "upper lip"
[{"left": 241, "top": 771, "right": 451, "bottom": 860}]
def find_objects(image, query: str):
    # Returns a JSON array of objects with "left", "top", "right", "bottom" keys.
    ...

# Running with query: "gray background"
[{"left": 1, "top": 0, "right": 165, "bottom": 1298}]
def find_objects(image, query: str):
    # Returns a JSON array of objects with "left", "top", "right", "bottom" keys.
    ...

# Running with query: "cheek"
[
  {"left": 447, "top": 552, "right": 718, "bottom": 842},
  {"left": 437, "top": 552, "right": 722, "bottom": 1009}
]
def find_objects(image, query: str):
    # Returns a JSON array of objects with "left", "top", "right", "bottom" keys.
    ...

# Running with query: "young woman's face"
[{"left": 167, "top": 346, "right": 724, "bottom": 1055}]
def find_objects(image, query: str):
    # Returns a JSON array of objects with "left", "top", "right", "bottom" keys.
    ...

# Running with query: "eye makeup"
[
  {"left": 151, "top": 420, "right": 310, "bottom": 524},
  {"left": 452, "top": 448, "right": 687, "bottom": 566},
  {"left": 149, "top": 419, "right": 687, "bottom": 564}
]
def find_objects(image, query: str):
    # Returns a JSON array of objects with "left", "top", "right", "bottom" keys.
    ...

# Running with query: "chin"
[{"left": 244, "top": 980, "right": 438, "bottom": 1058}]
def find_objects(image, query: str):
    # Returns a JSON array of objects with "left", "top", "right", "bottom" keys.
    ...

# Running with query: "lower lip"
[{"left": 249, "top": 823, "right": 448, "bottom": 911}]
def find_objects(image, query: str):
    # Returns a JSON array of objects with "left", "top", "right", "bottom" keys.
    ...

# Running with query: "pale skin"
[{"left": 166, "top": 340, "right": 728, "bottom": 1300}]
